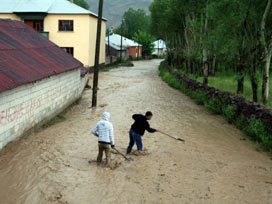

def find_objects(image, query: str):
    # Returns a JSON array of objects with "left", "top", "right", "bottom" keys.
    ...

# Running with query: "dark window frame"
[
  {"left": 61, "top": 47, "right": 74, "bottom": 56},
  {"left": 58, "top": 20, "right": 74, "bottom": 31}
]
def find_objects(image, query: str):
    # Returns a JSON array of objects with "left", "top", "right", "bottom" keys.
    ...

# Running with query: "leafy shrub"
[
  {"left": 234, "top": 115, "right": 246, "bottom": 129},
  {"left": 222, "top": 104, "right": 237, "bottom": 123},
  {"left": 124, "top": 61, "right": 134, "bottom": 67},
  {"left": 204, "top": 99, "right": 221, "bottom": 114},
  {"left": 159, "top": 66, "right": 182, "bottom": 89},
  {"left": 242, "top": 116, "right": 272, "bottom": 151},
  {"left": 159, "top": 62, "right": 272, "bottom": 152},
  {"left": 244, "top": 116, "right": 266, "bottom": 140},
  {"left": 192, "top": 90, "right": 207, "bottom": 105},
  {"left": 132, "top": 57, "right": 145, "bottom": 61}
]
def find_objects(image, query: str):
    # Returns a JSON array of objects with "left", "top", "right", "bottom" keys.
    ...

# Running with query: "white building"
[
  {"left": 153, "top": 39, "right": 167, "bottom": 56},
  {"left": 0, "top": 19, "right": 89, "bottom": 149}
]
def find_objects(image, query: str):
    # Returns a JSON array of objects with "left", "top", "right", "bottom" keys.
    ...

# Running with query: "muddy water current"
[{"left": 0, "top": 60, "right": 272, "bottom": 204}]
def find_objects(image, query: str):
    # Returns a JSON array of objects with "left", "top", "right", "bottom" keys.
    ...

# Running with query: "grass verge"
[{"left": 160, "top": 63, "right": 272, "bottom": 153}]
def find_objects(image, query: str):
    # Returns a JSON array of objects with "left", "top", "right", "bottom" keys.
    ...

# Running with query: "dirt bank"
[{"left": 0, "top": 60, "right": 271, "bottom": 204}]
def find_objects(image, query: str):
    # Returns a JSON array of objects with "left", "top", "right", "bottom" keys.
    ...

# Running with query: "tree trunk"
[
  {"left": 251, "top": 58, "right": 258, "bottom": 102},
  {"left": 192, "top": 60, "right": 195, "bottom": 75},
  {"left": 237, "top": 73, "right": 244, "bottom": 94},
  {"left": 252, "top": 79, "right": 258, "bottom": 102},
  {"left": 203, "top": 49, "right": 209, "bottom": 85},
  {"left": 188, "top": 58, "right": 192, "bottom": 74},
  {"left": 211, "top": 55, "right": 216, "bottom": 76},
  {"left": 262, "top": 52, "right": 272, "bottom": 103},
  {"left": 202, "top": 0, "right": 209, "bottom": 85},
  {"left": 260, "top": 0, "right": 272, "bottom": 104}
]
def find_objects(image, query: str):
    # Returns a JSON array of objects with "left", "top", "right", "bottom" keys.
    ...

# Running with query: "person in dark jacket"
[{"left": 126, "top": 111, "right": 156, "bottom": 154}]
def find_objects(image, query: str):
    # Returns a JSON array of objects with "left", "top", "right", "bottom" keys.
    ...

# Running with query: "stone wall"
[
  {"left": 0, "top": 69, "right": 89, "bottom": 149},
  {"left": 162, "top": 61, "right": 272, "bottom": 133}
]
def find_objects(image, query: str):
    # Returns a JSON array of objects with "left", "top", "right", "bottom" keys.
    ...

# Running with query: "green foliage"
[
  {"left": 191, "top": 90, "right": 207, "bottom": 105},
  {"left": 114, "top": 8, "right": 151, "bottom": 39},
  {"left": 222, "top": 104, "right": 237, "bottom": 123},
  {"left": 159, "top": 67, "right": 182, "bottom": 89},
  {"left": 150, "top": 0, "right": 272, "bottom": 105},
  {"left": 133, "top": 31, "right": 155, "bottom": 56},
  {"left": 244, "top": 116, "right": 266, "bottom": 140},
  {"left": 69, "top": 0, "right": 90, "bottom": 10},
  {"left": 204, "top": 99, "right": 221, "bottom": 114},
  {"left": 123, "top": 61, "right": 134, "bottom": 67},
  {"left": 116, "top": 57, "right": 134, "bottom": 66},
  {"left": 197, "top": 71, "right": 272, "bottom": 109},
  {"left": 149, "top": 0, "right": 170, "bottom": 39},
  {"left": 242, "top": 116, "right": 272, "bottom": 151},
  {"left": 101, "top": 65, "right": 119, "bottom": 72},
  {"left": 234, "top": 116, "right": 246, "bottom": 130},
  {"left": 85, "top": 0, "right": 152, "bottom": 29},
  {"left": 160, "top": 62, "right": 272, "bottom": 152},
  {"left": 132, "top": 57, "right": 145, "bottom": 61}
]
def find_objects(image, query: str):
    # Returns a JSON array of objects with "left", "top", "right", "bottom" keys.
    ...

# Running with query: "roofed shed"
[{"left": 0, "top": 19, "right": 89, "bottom": 149}]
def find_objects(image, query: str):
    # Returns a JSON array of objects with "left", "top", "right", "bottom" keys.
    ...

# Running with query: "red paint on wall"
[{"left": 0, "top": 86, "right": 62, "bottom": 127}]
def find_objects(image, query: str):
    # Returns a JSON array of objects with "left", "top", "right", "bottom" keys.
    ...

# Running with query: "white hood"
[{"left": 102, "top": 112, "right": 110, "bottom": 121}]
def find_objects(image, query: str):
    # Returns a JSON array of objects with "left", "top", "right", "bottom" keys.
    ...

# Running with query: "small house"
[
  {"left": 107, "top": 33, "right": 142, "bottom": 59},
  {"left": 153, "top": 39, "right": 167, "bottom": 56},
  {"left": 0, "top": 19, "right": 89, "bottom": 149},
  {"left": 0, "top": 0, "right": 107, "bottom": 67},
  {"left": 106, "top": 38, "right": 129, "bottom": 63}
]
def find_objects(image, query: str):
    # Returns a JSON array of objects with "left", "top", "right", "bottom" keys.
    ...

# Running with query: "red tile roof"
[{"left": 0, "top": 19, "right": 83, "bottom": 93}]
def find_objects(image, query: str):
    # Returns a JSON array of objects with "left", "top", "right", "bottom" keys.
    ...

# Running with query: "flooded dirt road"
[{"left": 0, "top": 59, "right": 272, "bottom": 204}]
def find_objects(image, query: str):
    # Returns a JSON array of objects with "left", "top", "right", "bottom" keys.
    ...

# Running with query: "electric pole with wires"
[{"left": 92, "top": 0, "right": 104, "bottom": 107}]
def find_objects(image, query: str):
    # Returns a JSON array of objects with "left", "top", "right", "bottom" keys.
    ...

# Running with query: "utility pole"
[
  {"left": 137, "top": 33, "right": 139, "bottom": 61},
  {"left": 92, "top": 0, "right": 104, "bottom": 107},
  {"left": 157, "top": 39, "right": 159, "bottom": 57},
  {"left": 107, "top": 34, "right": 110, "bottom": 56},
  {"left": 120, "top": 19, "right": 123, "bottom": 62}
]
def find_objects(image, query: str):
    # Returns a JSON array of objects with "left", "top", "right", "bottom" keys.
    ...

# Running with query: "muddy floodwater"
[{"left": 0, "top": 59, "right": 272, "bottom": 204}]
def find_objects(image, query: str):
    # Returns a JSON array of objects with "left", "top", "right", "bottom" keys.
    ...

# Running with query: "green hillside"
[{"left": 86, "top": 0, "right": 153, "bottom": 28}]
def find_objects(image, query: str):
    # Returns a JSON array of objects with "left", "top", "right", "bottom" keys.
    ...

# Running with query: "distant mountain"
[{"left": 86, "top": 0, "right": 153, "bottom": 28}]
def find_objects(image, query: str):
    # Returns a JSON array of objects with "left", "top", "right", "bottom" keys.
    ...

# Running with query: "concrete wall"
[
  {"left": 129, "top": 46, "right": 142, "bottom": 58},
  {"left": 44, "top": 14, "right": 106, "bottom": 67},
  {"left": 0, "top": 69, "right": 89, "bottom": 149},
  {"left": 106, "top": 47, "right": 129, "bottom": 62},
  {"left": 0, "top": 14, "right": 20, "bottom": 20},
  {"left": 88, "top": 15, "right": 106, "bottom": 66}
]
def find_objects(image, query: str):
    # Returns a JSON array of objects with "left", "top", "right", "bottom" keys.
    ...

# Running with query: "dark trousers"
[{"left": 127, "top": 129, "right": 142, "bottom": 154}]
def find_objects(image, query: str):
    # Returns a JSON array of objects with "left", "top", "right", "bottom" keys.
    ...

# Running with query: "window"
[
  {"left": 24, "top": 20, "right": 44, "bottom": 32},
  {"left": 59, "top": 20, "right": 73, "bottom": 31},
  {"left": 62, "top": 47, "right": 74, "bottom": 56}
]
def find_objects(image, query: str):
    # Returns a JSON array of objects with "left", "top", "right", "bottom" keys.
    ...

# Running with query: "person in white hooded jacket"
[{"left": 91, "top": 112, "right": 115, "bottom": 166}]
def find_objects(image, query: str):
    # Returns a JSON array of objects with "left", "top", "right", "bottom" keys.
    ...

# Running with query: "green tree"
[
  {"left": 114, "top": 8, "right": 150, "bottom": 39},
  {"left": 133, "top": 31, "right": 155, "bottom": 56},
  {"left": 68, "top": 0, "right": 90, "bottom": 10},
  {"left": 260, "top": 0, "right": 272, "bottom": 104},
  {"left": 150, "top": 0, "right": 272, "bottom": 105}
]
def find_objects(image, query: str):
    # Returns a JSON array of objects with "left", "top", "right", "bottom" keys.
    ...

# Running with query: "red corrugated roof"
[{"left": 0, "top": 19, "right": 83, "bottom": 93}]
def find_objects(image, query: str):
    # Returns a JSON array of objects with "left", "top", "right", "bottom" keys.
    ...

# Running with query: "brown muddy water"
[{"left": 0, "top": 59, "right": 272, "bottom": 204}]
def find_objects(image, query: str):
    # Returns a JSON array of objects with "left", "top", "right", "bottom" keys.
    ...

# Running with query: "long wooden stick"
[
  {"left": 112, "top": 147, "right": 134, "bottom": 161},
  {"left": 157, "top": 130, "right": 185, "bottom": 142}
]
